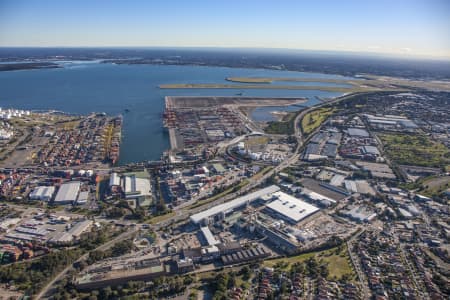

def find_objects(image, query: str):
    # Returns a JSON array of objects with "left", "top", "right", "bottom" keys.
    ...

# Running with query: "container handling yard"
[
  {"left": 163, "top": 96, "right": 306, "bottom": 151},
  {"left": 0, "top": 110, "right": 122, "bottom": 168}
]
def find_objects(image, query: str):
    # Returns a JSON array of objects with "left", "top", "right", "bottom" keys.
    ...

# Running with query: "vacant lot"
[
  {"left": 301, "top": 107, "right": 336, "bottom": 136},
  {"left": 265, "top": 111, "right": 298, "bottom": 135},
  {"left": 403, "top": 175, "right": 450, "bottom": 197},
  {"left": 378, "top": 133, "right": 450, "bottom": 168},
  {"left": 264, "top": 245, "right": 354, "bottom": 280}
]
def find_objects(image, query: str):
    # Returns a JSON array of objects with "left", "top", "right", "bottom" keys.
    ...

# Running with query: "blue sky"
[{"left": 0, "top": 0, "right": 449, "bottom": 58}]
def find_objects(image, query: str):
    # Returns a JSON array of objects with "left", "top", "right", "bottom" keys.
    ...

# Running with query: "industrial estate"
[{"left": 0, "top": 74, "right": 449, "bottom": 300}]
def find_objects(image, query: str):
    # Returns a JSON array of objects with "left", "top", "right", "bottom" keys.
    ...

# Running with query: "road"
[
  {"left": 36, "top": 227, "right": 139, "bottom": 300},
  {"left": 392, "top": 227, "right": 427, "bottom": 299},
  {"left": 155, "top": 92, "right": 367, "bottom": 230},
  {"left": 346, "top": 229, "right": 371, "bottom": 299},
  {"left": 36, "top": 92, "right": 365, "bottom": 297}
]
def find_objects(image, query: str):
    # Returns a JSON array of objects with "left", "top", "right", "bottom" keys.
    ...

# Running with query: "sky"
[{"left": 0, "top": 0, "right": 449, "bottom": 59}]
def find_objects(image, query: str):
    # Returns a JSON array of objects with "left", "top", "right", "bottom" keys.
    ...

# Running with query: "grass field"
[
  {"left": 245, "top": 136, "right": 270, "bottom": 147},
  {"left": 421, "top": 176, "right": 450, "bottom": 196},
  {"left": 147, "top": 211, "right": 176, "bottom": 224},
  {"left": 301, "top": 107, "right": 336, "bottom": 135},
  {"left": 265, "top": 111, "right": 300, "bottom": 135},
  {"left": 378, "top": 133, "right": 450, "bottom": 168},
  {"left": 402, "top": 175, "right": 450, "bottom": 197},
  {"left": 264, "top": 245, "right": 354, "bottom": 280}
]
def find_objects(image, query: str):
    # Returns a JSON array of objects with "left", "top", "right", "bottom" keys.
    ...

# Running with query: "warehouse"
[
  {"left": 321, "top": 143, "right": 337, "bottom": 158},
  {"left": 344, "top": 180, "right": 376, "bottom": 195},
  {"left": 123, "top": 176, "right": 151, "bottom": 198},
  {"left": 69, "top": 220, "right": 93, "bottom": 240},
  {"left": 347, "top": 128, "right": 369, "bottom": 137},
  {"left": 54, "top": 181, "right": 81, "bottom": 205},
  {"left": 327, "top": 132, "right": 342, "bottom": 145},
  {"left": 265, "top": 192, "right": 319, "bottom": 224},
  {"left": 29, "top": 186, "right": 55, "bottom": 201},
  {"left": 341, "top": 205, "right": 377, "bottom": 223},
  {"left": 190, "top": 185, "right": 280, "bottom": 224},
  {"left": 76, "top": 191, "right": 89, "bottom": 205},
  {"left": 200, "top": 226, "right": 219, "bottom": 246},
  {"left": 301, "top": 188, "right": 337, "bottom": 207},
  {"left": 109, "top": 172, "right": 120, "bottom": 186},
  {"left": 310, "top": 132, "right": 327, "bottom": 144},
  {"left": 361, "top": 145, "right": 380, "bottom": 156}
]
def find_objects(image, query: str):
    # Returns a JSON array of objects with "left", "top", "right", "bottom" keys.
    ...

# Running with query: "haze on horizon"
[{"left": 0, "top": 0, "right": 449, "bottom": 60}]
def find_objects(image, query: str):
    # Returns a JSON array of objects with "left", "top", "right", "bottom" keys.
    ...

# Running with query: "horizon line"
[{"left": 1, "top": 45, "right": 449, "bottom": 62}]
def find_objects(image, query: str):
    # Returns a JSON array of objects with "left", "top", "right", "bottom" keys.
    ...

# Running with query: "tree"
[
  {"left": 280, "top": 281, "right": 288, "bottom": 295},
  {"left": 240, "top": 266, "right": 251, "bottom": 280}
]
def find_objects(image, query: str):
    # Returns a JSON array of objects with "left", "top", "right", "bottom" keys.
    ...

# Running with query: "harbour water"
[{"left": 0, "top": 62, "right": 350, "bottom": 164}]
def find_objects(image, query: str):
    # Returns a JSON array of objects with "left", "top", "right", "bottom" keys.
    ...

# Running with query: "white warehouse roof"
[
  {"left": 200, "top": 226, "right": 219, "bottom": 246},
  {"left": 109, "top": 172, "right": 120, "bottom": 186},
  {"left": 124, "top": 176, "right": 151, "bottom": 197},
  {"left": 69, "top": 220, "right": 93, "bottom": 238},
  {"left": 30, "top": 186, "right": 55, "bottom": 201},
  {"left": 266, "top": 192, "right": 319, "bottom": 223},
  {"left": 54, "top": 181, "right": 80, "bottom": 204},
  {"left": 190, "top": 185, "right": 280, "bottom": 224}
]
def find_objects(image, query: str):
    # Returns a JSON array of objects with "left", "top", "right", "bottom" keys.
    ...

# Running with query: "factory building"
[
  {"left": 200, "top": 226, "right": 220, "bottom": 246},
  {"left": 190, "top": 185, "right": 280, "bottom": 224},
  {"left": 54, "top": 181, "right": 81, "bottom": 205},
  {"left": 253, "top": 220, "right": 299, "bottom": 254},
  {"left": 265, "top": 192, "right": 319, "bottom": 224},
  {"left": 221, "top": 246, "right": 270, "bottom": 265},
  {"left": 29, "top": 186, "right": 56, "bottom": 201}
]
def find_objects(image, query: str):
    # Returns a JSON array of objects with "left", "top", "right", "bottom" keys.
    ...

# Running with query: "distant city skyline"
[{"left": 0, "top": 0, "right": 449, "bottom": 59}]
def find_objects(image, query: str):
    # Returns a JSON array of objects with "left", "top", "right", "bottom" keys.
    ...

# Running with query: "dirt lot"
[{"left": 166, "top": 96, "right": 306, "bottom": 108}]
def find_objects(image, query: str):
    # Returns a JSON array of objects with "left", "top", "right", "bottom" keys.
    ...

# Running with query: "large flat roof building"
[
  {"left": 109, "top": 172, "right": 120, "bottom": 186},
  {"left": 123, "top": 176, "right": 151, "bottom": 199},
  {"left": 29, "top": 186, "right": 55, "bottom": 201},
  {"left": 54, "top": 181, "right": 80, "bottom": 204},
  {"left": 347, "top": 128, "right": 369, "bottom": 137},
  {"left": 265, "top": 192, "right": 319, "bottom": 223},
  {"left": 190, "top": 185, "right": 280, "bottom": 224},
  {"left": 69, "top": 220, "right": 93, "bottom": 239},
  {"left": 200, "top": 226, "right": 219, "bottom": 246}
]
